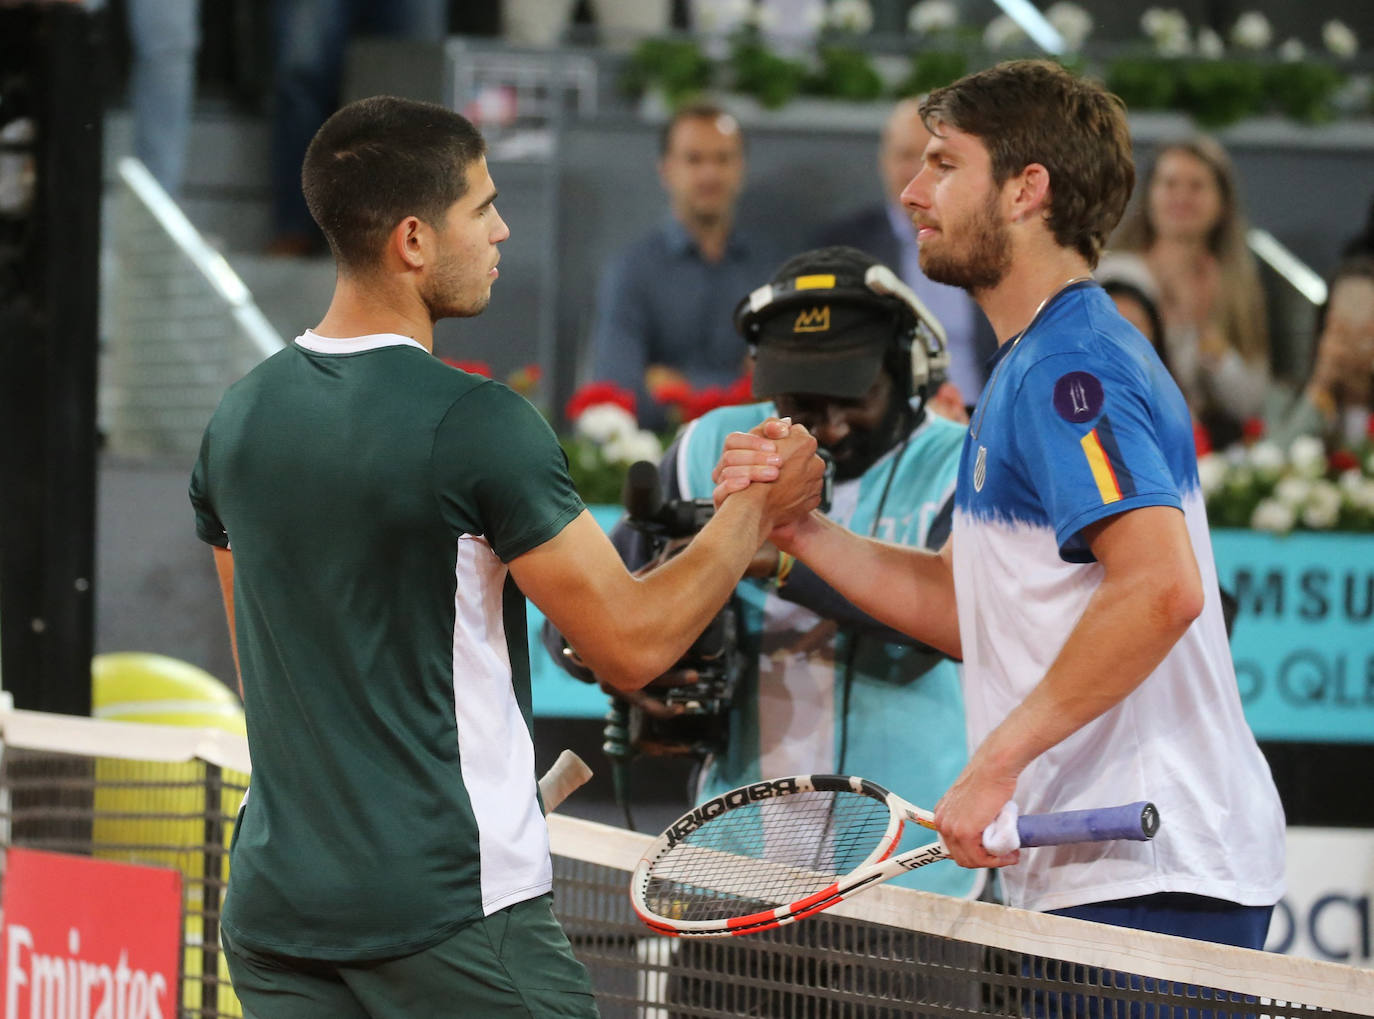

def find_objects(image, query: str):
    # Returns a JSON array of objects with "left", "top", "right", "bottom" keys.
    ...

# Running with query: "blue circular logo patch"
[{"left": 1052, "top": 371, "right": 1104, "bottom": 423}]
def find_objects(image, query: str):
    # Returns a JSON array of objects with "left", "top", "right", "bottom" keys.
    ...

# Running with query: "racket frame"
[{"left": 630, "top": 774, "right": 939, "bottom": 938}]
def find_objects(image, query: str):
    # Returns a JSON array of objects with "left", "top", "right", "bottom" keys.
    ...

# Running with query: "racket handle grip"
[{"left": 1017, "top": 801, "right": 1160, "bottom": 847}]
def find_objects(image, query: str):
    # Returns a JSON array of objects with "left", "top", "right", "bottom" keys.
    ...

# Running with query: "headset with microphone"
[{"left": 733, "top": 255, "right": 951, "bottom": 403}]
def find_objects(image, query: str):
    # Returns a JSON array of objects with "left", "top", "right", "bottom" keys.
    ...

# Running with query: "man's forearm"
[{"left": 782, "top": 513, "right": 961, "bottom": 657}]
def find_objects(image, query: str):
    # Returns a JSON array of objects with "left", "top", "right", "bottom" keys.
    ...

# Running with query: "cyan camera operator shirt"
[{"left": 674, "top": 402, "right": 979, "bottom": 899}]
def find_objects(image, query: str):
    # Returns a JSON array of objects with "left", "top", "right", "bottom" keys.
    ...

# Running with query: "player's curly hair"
[
  {"left": 303, "top": 96, "right": 487, "bottom": 275},
  {"left": 920, "top": 60, "right": 1134, "bottom": 268}
]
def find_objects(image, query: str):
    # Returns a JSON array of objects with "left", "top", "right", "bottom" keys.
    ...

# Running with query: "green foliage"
[
  {"left": 559, "top": 437, "right": 632, "bottom": 505},
  {"left": 622, "top": 37, "right": 714, "bottom": 106},
  {"left": 1175, "top": 59, "right": 1268, "bottom": 127},
  {"left": 1264, "top": 61, "right": 1346, "bottom": 124},
  {"left": 728, "top": 39, "right": 809, "bottom": 109},
  {"left": 806, "top": 46, "right": 885, "bottom": 102},
  {"left": 1105, "top": 57, "right": 1181, "bottom": 111},
  {"left": 896, "top": 49, "right": 969, "bottom": 97}
]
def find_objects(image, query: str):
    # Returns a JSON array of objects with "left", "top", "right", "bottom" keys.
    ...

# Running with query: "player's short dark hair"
[
  {"left": 658, "top": 102, "right": 744, "bottom": 157},
  {"left": 302, "top": 95, "right": 487, "bottom": 274},
  {"left": 920, "top": 60, "right": 1134, "bottom": 268}
]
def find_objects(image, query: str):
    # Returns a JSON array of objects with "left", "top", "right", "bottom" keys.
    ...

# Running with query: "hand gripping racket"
[
  {"left": 538, "top": 750, "right": 594, "bottom": 813},
  {"left": 631, "top": 774, "right": 1159, "bottom": 938}
]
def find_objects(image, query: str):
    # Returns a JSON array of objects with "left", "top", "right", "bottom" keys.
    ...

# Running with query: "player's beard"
[
  {"left": 919, "top": 189, "right": 1013, "bottom": 294},
  {"left": 421, "top": 252, "right": 492, "bottom": 321}
]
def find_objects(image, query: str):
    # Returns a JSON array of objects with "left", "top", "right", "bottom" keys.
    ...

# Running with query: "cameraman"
[{"left": 551, "top": 245, "right": 979, "bottom": 902}]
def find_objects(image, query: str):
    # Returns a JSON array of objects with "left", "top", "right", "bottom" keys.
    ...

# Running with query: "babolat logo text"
[
  {"left": 666, "top": 778, "right": 802, "bottom": 846},
  {"left": 793, "top": 306, "right": 830, "bottom": 333}
]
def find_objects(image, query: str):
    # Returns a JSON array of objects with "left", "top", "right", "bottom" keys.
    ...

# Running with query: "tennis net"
[{"left": 2, "top": 707, "right": 1371, "bottom": 1019}]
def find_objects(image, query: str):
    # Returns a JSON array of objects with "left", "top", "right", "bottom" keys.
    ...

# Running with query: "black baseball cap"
[{"left": 740, "top": 247, "right": 901, "bottom": 400}]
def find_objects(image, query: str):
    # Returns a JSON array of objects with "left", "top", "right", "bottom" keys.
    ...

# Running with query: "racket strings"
[{"left": 642, "top": 790, "right": 893, "bottom": 923}]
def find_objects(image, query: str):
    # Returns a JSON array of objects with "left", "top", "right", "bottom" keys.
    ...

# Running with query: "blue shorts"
[
  {"left": 1049, "top": 891, "right": 1273, "bottom": 949},
  {"left": 1025, "top": 893, "right": 1274, "bottom": 1019}
]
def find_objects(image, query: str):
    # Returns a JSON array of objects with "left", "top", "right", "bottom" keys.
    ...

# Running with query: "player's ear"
[
  {"left": 391, "top": 215, "right": 428, "bottom": 270},
  {"left": 1007, "top": 163, "right": 1051, "bottom": 224}
]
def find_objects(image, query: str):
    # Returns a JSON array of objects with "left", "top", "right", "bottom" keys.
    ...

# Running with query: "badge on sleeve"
[{"left": 1052, "top": 371, "right": 1104, "bottom": 423}]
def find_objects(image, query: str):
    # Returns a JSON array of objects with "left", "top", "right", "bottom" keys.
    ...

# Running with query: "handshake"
[{"left": 710, "top": 417, "right": 828, "bottom": 543}]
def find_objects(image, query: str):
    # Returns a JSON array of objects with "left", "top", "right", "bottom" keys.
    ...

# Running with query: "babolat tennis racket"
[{"left": 631, "top": 774, "right": 1159, "bottom": 938}]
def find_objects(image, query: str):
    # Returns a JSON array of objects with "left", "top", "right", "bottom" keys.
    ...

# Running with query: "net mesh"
[
  {"left": 2, "top": 710, "right": 1371, "bottom": 1019},
  {"left": 0, "top": 741, "right": 249, "bottom": 1017}
]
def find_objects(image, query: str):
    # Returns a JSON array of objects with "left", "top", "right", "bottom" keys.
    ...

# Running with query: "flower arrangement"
[
  {"left": 624, "top": 1, "right": 1366, "bottom": 127},
  {"left": 1201, "top": 432, "right": 1374, "bottom": 534},
  {"left": 561, "top": 376, "right": 756, "bottom": 503}
]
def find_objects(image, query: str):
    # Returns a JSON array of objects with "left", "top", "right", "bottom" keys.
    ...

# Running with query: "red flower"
[
  {"left": 442, "top": 358, "right": 492, "bottom": 378},
  {"left": 683, "top": 377, "right": 757, "bottom": 422},
  {"left": 649, "top": 379, "right": 693, "bottom": 408},
  {"left": 565, "top": 381, "right": 637, "bottom": 421},
  {"left": 1329, "top": 448, "right": 1359, "bottom": 473},
  {"left": 1241, "top": 417, "right": 1266, "bottom": 442},
  {"left": 1192, "top": 417, "right": 1213, "bottom": 457}
]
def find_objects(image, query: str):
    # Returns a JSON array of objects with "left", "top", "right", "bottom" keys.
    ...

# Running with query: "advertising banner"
[{"left": 1, "top": 848, "right": 182, "bottom": 1019}]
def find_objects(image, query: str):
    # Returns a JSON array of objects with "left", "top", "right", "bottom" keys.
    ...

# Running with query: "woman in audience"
[
  {"left": 1265, "top": 257, "right": 1374, "bottom": 450},
  {"left": 1103, "top": 136, "right": 1270, "bottom": 448}
]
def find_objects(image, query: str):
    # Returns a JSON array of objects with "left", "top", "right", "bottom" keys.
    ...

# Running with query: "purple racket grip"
[{"left": 1017, "top": 801, "right": 1159, "bottom": 847}]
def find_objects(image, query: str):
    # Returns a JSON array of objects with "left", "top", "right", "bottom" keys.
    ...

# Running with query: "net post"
[{"left": 201, "top": 760, "right": 224, "bottom": 1016}]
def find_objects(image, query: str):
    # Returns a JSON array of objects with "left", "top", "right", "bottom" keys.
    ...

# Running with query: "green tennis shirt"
[{"left": 189, "top": 332, "right": 584, "bottom": 961}]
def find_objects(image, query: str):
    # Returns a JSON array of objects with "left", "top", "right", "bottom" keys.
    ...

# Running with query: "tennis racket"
[
  {"left": 631, "top": 774, "right": 1159, "bottom": 938},
  {"left": 538, "top": 749, "right": 593, "bottom": 812}
]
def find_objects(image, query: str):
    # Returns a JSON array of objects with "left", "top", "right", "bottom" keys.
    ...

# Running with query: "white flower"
[
  {"left": 1353, "top": 478, "right": 1374, "bottom": 513},
  {"left": 1142, "top": 8, "right": 1191, "bottom": 56},
  {"left": 602, "top": 429, "right": 664, "bottom": 466},
  {"left": 907, "top": 0, "right": 958, "bottom": 35},
  {"left": 828, "top": 0, "right": 874, "bottom": 34},
  {"left": 1229, "top": 11, "right": 1272, "bottom": 51},
  {"left": 1337, "top": 469, "right": 1374, "bottom": 512},
  {"left": 1288, "top": 435, "right": 1327, "bottom": 478},
  {"left": 1323, "top": 19, "right": 1358, "bottom": 59},
  {"left": 751, "top": 1, "right": 781, "bottom": 32},
  {"left": 1300, "top": 480, "right": 1343, "bottom": 529},
  {"left": 1277, "top": 37, "right": 1306, "bottom": 62},
  {"left": 574, "top": 403, "right": 638, "bottom": 444},
  {"left": 1273, "top": 476, "right": 1312, "bottom": 509},
  {"left": 1046, "top": 2, "right": 1093, "bottom": 52},
  {"left": 1197, "top": 452, "right": 1228, "bottom": 498},
  {"left": 1250, "top": 498, "right": 1295, "bottom": 534},
  {"left": 1196, "top": 27, "right": 1226, "bottom": 59},
  {"left": 693, "top": 0, "right": 755, "bottom": 34},
  {"left": 1247, "top": 440, "right": 1285, "bottom": 476},
  {"left": 984, "top": 14, "right": 1027, "bottom": 51}
]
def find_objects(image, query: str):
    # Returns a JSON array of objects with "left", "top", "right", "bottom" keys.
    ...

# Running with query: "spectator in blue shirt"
[{"left": 586, "top": 103, "right": 778, "bottom": 431}]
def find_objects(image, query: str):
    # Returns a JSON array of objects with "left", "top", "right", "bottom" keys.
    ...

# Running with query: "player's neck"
[
  {"left": 977, "top": 245, "right": 1094, "bottom": 346},
  {"left": 314, "top": 275, "right": 435, "bottom": 352}
]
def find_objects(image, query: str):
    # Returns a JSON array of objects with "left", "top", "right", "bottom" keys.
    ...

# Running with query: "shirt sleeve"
[
  {"left": 1012, "top": 349, "right": 1182, "bottom": 562},
  {"left": 430, "top": 381, "right": 585, "bottom": 562},
  {"left": 188, "top": 430, "right": 229, "bottom": 548}
]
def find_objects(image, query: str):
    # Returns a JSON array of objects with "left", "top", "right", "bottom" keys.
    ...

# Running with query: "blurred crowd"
[{"left": 31, "top": 0, "right": 1374, "bottom": 464}]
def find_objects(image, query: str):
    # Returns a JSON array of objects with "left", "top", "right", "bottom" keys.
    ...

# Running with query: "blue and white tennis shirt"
[{"left": 952, "top": 282, "right": 1284, "bottom": 913}]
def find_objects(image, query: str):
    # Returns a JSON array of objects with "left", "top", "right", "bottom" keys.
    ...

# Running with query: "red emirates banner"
[{"left": 2, "top": 848, "right": 182, "bottom": 1019}]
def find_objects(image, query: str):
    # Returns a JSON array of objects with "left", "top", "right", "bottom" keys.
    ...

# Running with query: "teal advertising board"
[
  {"left": 529, "top": 520, "right": 1374, "bottom": 744},
  {"left": 1212, "top": 530, "right": 1373, "bottom": 744}
]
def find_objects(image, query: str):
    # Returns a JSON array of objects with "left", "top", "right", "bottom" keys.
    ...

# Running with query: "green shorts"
[{"left": 223, "top": 893, "right": 599, "bottom": 1018}]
